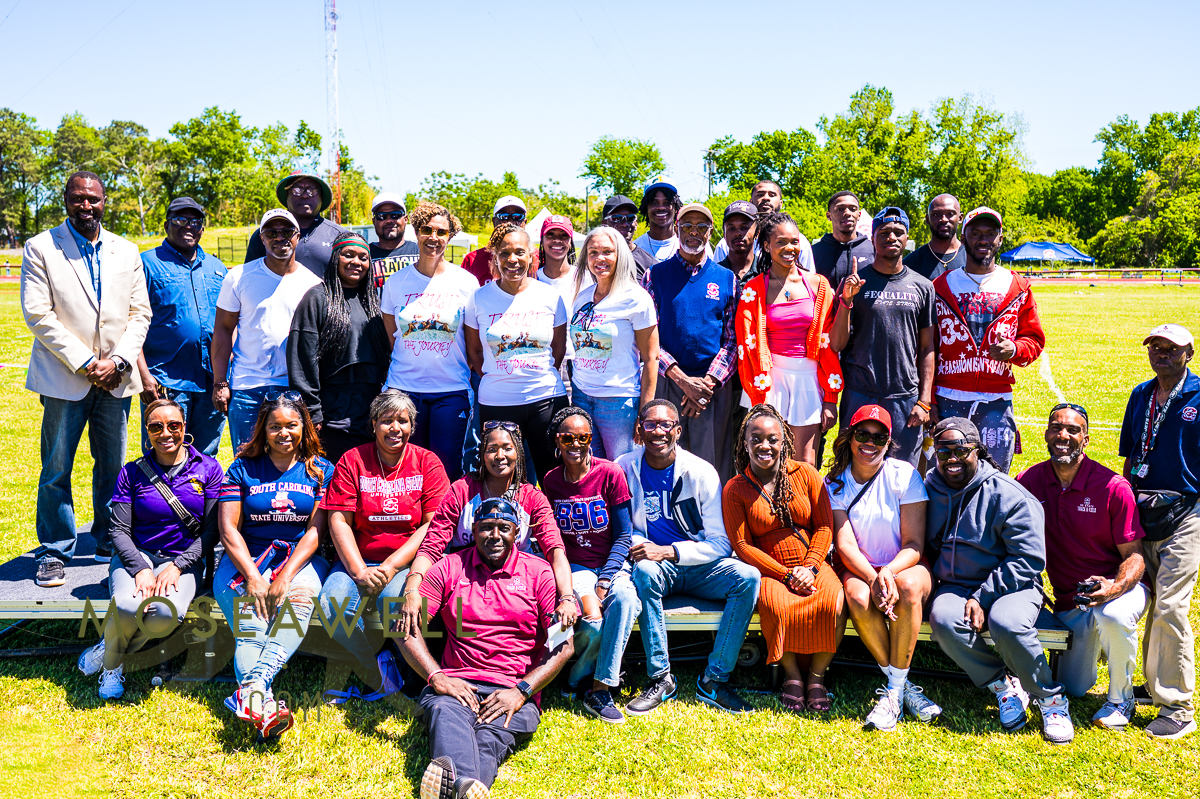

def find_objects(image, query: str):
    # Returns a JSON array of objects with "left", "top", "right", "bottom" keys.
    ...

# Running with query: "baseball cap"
[
  {"left": 475, "top": 497, "right": 520, "bottom": 526},
  {"left": 848, "top": 404, "right": 892, "bottom": 435},
  {"left": 371, "top": 192, "right": 406, "bottom": 214},
  {"left": 931, "top": 417, "right": 983, "bottom": 446},
  {"left": 493, "top": 195, "right": 526, "bottom": 216},
  {"left": 603, "top": 195, "right": 637, "bottom": 217},
  {"left": 276, "top": 170, "right": 333, "bottom": 212},
  {"left": 541, "top": 214, "right": 574, "bottom": 238},
  {"left": 259, "top": 208, "right": 300, "bottom": 231},
  {"left": 643, "top": 181, "right": 678, "bottom": 200},
  {"left": 677, "top": 203, "right": 714, "bottom": 225},
  {"left": 1142, "top": 323, "right": 1194, "bottom": 348},
  {"left": 723, "top": 200, "right": 758, "bottom": 221},
  {"left": 166, "top": 197, "right": 205, "bottom": 217},
  {"left": 962, "top": 206, "right": 1003, "bottom": 231},
  {"left": 872, "top": 206, "right": 910, "bottom": 234}
]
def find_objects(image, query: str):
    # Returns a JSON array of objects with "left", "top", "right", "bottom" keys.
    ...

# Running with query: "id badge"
[{"left": 1134, "top": 463, "right": 1150, "bottom": 479}]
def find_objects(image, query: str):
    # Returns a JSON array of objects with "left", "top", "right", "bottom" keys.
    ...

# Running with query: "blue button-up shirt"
[
  {"left": 67, "top": 220, "right": 102, "bottom": 302},
  {"left": 140, "top": 241, "right": 227, "bottom": 392}
]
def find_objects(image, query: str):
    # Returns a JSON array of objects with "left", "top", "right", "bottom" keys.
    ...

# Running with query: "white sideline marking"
[{"left": 1038, "top": 351, "right": 1067, "bottom": 404}]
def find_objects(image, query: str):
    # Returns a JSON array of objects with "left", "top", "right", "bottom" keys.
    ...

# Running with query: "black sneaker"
[
  {"left": 695, "top": 676, "right": 755, "bottom": 714},
  {"left": 420, "top": 756, "right": 457, "bottom": 799},
  {"left": 454, "top": 776, "right": 490, "bottom": 799},
  {"left": 582, "top": 689, "right": 626, "bottom": 724},
  {"left": 560, "top": 680, "right": 583, "bottom": 700},
  {"left": 1145, "top": 716, "right": 1198, "bottom": 740},
  {"left": 35, "top": 558, "right": 65, "bottom": 587},
  {"left": 625, "top": 673, "right": 677, "bottom": 716},
  {"left": 1133, "top": 684, "right": 1153, "bottom": 706},
  {"left": 94, "top": 544, "right": 113, "bottom": 563}
]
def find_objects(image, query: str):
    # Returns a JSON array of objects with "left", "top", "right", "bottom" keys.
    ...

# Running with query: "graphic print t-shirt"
[
  {"left": 570, "top": 284, "right": 658, "bottom": 398},
  {"left": 945, "top": 267, "right": 1014, "bottom": 346},
  {"left": 541, "top": 459, "right": 632, "bottom": 569},
  {"left": 370, "top": 241, "right": 420, "bottom": 288},
  {"left": 465, "top": 280, "right": 567, "bottom": 406},
  {"left": 219, "top": 455, "right": 335, "bottom": 557},
  {"left": 639, "top": 459, "right": 684, "bottom": 546},
  {"left": 380, "top": 264, "right": 478, "bottom": 393},
  {"left": 842, "top": 265, "right": 935, "bottom": 399}
]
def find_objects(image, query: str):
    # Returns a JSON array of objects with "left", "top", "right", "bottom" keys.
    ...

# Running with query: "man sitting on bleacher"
[
  {"left": 925, "top": 418, "right": 1074, "bottom": 745},
  {"left": 615, "top": 399, "right": 761, "bottom": 716}
]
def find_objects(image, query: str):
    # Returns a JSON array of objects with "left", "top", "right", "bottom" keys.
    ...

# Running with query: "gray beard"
[{"left": 1050, "top": 450, "right": 1083, "bottom": 465}]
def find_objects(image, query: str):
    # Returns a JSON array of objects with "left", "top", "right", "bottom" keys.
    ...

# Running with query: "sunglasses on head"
[
  {"left": 483, "top": 420, "right": 520, "bottom": 433},
  {"left": 264, "top": 389, "right": 304, "bottom": 404},
  {"left": 146, "top": 420, "right": 184, "bottom": 435},
  {"left": 1049, "top": 402, "right": 1088, "bottom": 421},
  {"left": 373, "top": 211, "right": 405, "bottom": 221},
  {"left": 556, "top": 432, "right": 592, "bottom": 447},
  {"left": 640, "top": 419, "right": 679, "bottom": 433},
  {"left": 418, "top": 224, "right": 451, "bottom": 239},
  {"left": 853, "top": 428, "right": 890, "bottom": 447},
  {"left": 935, "top": 444, "right": 978, "bottom": 462}
]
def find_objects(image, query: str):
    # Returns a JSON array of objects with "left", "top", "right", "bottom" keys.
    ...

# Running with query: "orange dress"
[{"left": 723, "top": 459, "right": 842, "bottom": 661}]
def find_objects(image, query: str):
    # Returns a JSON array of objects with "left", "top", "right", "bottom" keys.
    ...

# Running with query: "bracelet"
[
  {"left": 213, "top": 381, "right": 229, "bottom": 389},
  {"left": 403, "top": 590, "right": 422, "bottom": 598},
  {"left": 557, "top": 595, "right": 576, "bottom": 605},
  {"left": 426, "top": 669, "right": 444, "bottom": 683},
  {"left": 916, "top": 400, "right": 931, "bottom": 412}
]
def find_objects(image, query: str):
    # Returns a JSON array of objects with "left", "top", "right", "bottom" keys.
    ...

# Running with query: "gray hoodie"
[{"left": 925, "top": 460, "right": 1046, "bottom": 611}]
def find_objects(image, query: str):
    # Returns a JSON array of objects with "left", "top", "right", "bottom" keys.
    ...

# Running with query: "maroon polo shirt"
[{"left": 1016, "top": 456, "right": 1144, "bottom": 611}]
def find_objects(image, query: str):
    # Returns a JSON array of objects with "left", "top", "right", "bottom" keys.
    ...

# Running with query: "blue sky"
[{"left": 7, "top": 0, "right": 1199, "bottom": 200}]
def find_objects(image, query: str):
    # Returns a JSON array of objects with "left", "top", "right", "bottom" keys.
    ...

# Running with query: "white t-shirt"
[
  {"left": 380, "top": 263, "right": 478, "bottom": 394},
  {"left": 713, "top": 234, "right": 815, "bottom": 272},
  {"left": 537, "top": 265, "right": 593, "bottom": 361},
  {"left": 635, "top": 232, "right": 714, "bottom": 263},
  {"left": 570, "top": 284, "right": 658, "bottom": 399},
  {"left": 216, "top": 258, "right": 322, "bottom": 390},
  {"left": 465, "top": 280, "right": 567, "bottom": 406},
  {"left": 936, "top": 267, "right": 1016, "bottom": 403},
  {"left": 827, "top": 458, "right": 927, "bottom": 569}
]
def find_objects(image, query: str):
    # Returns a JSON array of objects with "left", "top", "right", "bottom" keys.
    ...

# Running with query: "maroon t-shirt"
[{"left": 540, "top": 459, "right": 631, "bottom": 569}]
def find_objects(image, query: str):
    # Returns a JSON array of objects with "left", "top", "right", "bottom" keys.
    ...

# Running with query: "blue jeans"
[
  {"left": 405, "top": 389, "right": 471, "bottom": 482},
  {"left": 632, "top": 557, "right": 761, "bottom": 683},
  {"left": 228, "top": 385, "right": 278, "bottom": 455},
  {"left": 317, "top": 562, "right": 410, "bottom": 677},
  {"left": 462, "top": 372, "right": 483, "bottom": 477},
  {"left": 572, "top": 387, "right": 638, "bottom": 461},
  {"left": 36, "top": 387, "right": 130, "bottom": 563},
  {"left": 213, "top": 551, "right": 328, "bottom": 687},
  {"left": 140, "top": 383, "right": 225, "bottom": 456},
  {"left": 569, "top": 562, "right": 642, "bottom": 688}
]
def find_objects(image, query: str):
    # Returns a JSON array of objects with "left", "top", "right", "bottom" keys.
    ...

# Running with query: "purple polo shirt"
[
  {"left": 419, "top": 544, "right": 559, "bottom": 696},
  {"left": 111, "top": 446, "right": 224, "bottom": 555},
  {"left": 1016, "top": 456, "right": 1144, "bottom": 612}
]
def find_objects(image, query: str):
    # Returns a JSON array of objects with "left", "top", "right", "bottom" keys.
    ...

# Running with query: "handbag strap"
[
  {"left": 844, "top": 468, "right": 884, "bottom": 516},
  {"left": 136, "top": 457, "right": 202, "bottom": 536}
]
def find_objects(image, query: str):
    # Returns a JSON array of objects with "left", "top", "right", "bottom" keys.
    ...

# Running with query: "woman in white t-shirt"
[
  {"left": 535, "top": 214, "right": 591, "bottom": 394},
  {"left": 464, "top": 223, "right": 568, "bottom": 484},
  {"left": 825, "top": 404, "right": 941, "bottom": 732},
  {"left": 569, "top": 226, "right": 659, "bottom": 460},
  {"left": 380, "top": 202, "right": 477, "bottom": 480}
]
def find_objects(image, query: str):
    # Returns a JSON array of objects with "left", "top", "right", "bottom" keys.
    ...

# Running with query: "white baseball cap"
[
  {"left": 1143, "top": 323, "right": 1194, "bottom": 348},
  {"left": 493, "top": 195, "right": 526, "bottom": 216},
  {"left": 371, "top": 192, "right": 406, "bottom": 214},
  {"left": 260, "top": 208, "right": 300, "bottom": 230}
]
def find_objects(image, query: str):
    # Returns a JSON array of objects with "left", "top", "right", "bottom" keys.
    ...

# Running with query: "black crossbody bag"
[{"left": 136, "top": 457, "right": 203, "bottom": 537}]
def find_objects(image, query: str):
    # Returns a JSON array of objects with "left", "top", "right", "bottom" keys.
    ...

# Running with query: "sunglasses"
[
  {"left": 146, "top": 420, "right": 184, "bottom": 435},
  {"left": 419, "top": 225, "right": 451, "bottom": 239},
  {"left": 483, "top": 420, "right": 520, "bottom": 433},
  {"left": 935, "top": 444, "right": 978, "bottom": 462},
  {"left": 494, "top": 212, "right": 525, "bottom": 222},
  {"left": 556, "top": 432, "right": 592, "bottom": 447},
  {"left": 167, "top": 216, "right": 204, "bottom": 229},
  {"left": 265, "top": 389, "right": 304, "bottom": 404},
  {"left": 640, "top": 419, "right": 679, "bottom": 433},
  {"left": 853, "top": 429, "right": 890, "bottom": 447},
  {"left": 1049, "top": 402, "right": 1088, "bottom": 421},
  {"left": 678, "top": 223, "right": 712, "bottom": 235},
  {"left": 374, "top": 211, "right": 405, "bottom": 221},
  {"left": 262, "top": 227, "right": 297, "bottom": 240},
  {"left": 290, "top": 185, "right": 319, "bottom": 198},
  {"left": 570, "top": 302, "right": 596, "bottom": 331},
  {"left": 605, "top": 213, "right": 637, "bottom": 225}
]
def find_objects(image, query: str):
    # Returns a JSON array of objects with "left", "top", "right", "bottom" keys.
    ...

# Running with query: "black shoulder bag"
[{"left": 136, "top": 457, "right": 203, "bottom": 537}]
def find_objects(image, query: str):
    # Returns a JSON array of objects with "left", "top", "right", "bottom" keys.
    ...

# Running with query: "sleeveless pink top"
[{"left": 766, "top": 281, "right": 815, "bottom": 358}]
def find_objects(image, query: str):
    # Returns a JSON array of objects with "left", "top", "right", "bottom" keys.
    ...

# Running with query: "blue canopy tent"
[{"left": 998, "top": 241, "right": 1095, "bottom": 265}]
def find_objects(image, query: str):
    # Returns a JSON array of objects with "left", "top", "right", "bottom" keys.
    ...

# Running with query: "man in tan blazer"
[{"left": 21, "top": 171, "right": 151, "bottom": 587}]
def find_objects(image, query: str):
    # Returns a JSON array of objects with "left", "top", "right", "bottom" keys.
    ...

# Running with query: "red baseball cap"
[
  {"left": 848, "top": 404, "right": 892, "bottom": 434},
  {"left": 541, "top": 214, "right": 574, "bottom": 238}
]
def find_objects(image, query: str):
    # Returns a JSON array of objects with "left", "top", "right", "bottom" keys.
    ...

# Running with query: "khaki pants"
[{"left": 1144, "top": 508, "right": 1200, "bottom": 722}]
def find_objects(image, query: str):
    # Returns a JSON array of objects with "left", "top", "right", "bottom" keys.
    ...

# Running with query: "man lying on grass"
[{"left": 399, "top": 497, "right": 575, "bottom": 799}]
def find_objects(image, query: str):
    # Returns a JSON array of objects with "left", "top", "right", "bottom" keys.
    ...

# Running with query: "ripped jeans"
[{"left": 213, "top": 551, "right": 329, "bottom": 688}]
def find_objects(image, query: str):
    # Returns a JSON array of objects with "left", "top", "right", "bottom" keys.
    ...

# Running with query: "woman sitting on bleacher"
[
  {"left": 76, "top": 399, "right": 223, "bottom": 700},
  {"left": 826, "top": 404, "right": 940, "bottom": 732},
  {"left": 214, "top": 391, "right": 334, "bottom": 739}
]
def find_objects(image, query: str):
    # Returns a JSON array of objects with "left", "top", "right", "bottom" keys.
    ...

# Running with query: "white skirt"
[{"left": 740, "top": 354, "right": 823, "bottom": 426}]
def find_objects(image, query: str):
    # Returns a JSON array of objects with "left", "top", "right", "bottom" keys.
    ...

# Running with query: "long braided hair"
[
  {"left": 752, "top": 210, "right": 800, "bottom": 276},
  {"left": 473, "top": 423, "right": 527, "bottom": 495},
  {"left": 317, "top": 232, "right": 384, "bottom": 359},
  {"left": 733, "top": 403, "right": 798, "bottom": 525}
]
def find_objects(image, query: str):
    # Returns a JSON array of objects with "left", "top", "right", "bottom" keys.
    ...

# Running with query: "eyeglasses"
[
  {"left": 605, "top": 214, "right": 637, "bottom": 225},
  {"left": 483, "top": 420, "right": 520, "bottom": 433},
  {"left": 678, "top": 223, "right": 713, "bottom": 235},
  {"left": 852, "top": 429, "right": 890, "bottom": 447},
  {"left": 262, "top": 227, "right": 297, "bottom": 240},
  {"left": 264, "top": 389, "right": 304, "bottom": 404},
  {"left": 167, "top": 216, "right": 204, "bottom": 229},
  {"left": 556, "top": 432, "right": 592, "bottom": 447},
  {"left": 146, "top": 420, "right": 184, "bottom": 435},
  {"left": 418, "top": 225, "right": 451, "bottom": 239},
  {"left": 640, "top": 419, "right": 679, "bottom": 433},
  {"left": 290, "top": 185, "right": 320, "bottom": 198},
  {"left": 374, "top": 211, "right": 405, "bottom": 221},
  {"left": 935, "top": 444, "right": 978, "bottom": 462},
  {"left": 570, "top": 302, "right": 596, "bottom": 331},
  {"left": 494, "top": 212, "right": 525, "bottom": 222},
  {"left": 1049, "top": 402, "right": 1088, "bottom": 421}
]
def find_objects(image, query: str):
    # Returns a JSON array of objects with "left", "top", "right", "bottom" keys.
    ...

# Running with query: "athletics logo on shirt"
[
  {"left": 1183, "top": 407, "right": 1198, "bottom": 422},
  {"left": 705, "top": 282, "right": 720, "bottom": 300},
  {"left": 1077, "top": 497, "right": 1098, "bottom": 514}
]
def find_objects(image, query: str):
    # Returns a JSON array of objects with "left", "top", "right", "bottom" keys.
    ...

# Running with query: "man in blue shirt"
[
  {"left": 1119, "top": 323, "right": 1200, "bottom": 740},
  {"left": 136, "top": 197, "right": 227, "bottom": 455}
]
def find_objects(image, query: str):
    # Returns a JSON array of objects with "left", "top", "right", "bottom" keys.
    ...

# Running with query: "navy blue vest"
[{"left": 650, "top": 255, "right": 736, "bottom": 377}]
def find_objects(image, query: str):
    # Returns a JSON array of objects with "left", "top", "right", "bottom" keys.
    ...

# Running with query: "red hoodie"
[{"left": 932, "top": 269, "right": 1045, "bottom": 394}]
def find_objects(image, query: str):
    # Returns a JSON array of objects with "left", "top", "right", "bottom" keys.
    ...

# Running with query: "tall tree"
[
  {"left": 99, "top": 121, "right": 163, "bottom": 236},
  {"left": 0, "top": 109, "right": 48, "bottom": 242},
  {"left": 581, "top": 137, "right": 665, "bottom": 199}
]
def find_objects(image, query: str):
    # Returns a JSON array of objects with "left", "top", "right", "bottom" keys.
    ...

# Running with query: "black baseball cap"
[
  {"left": 603, "top": 195, "right": 637, "bottom": 218},
  {"left": 166, "top": 197, "right": 205, "bottom": 217},
  {"left": 723, "top": 200, "right": 757, "bottom": 221}
]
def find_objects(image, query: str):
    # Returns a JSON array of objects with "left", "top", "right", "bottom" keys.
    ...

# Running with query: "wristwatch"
[
  {"left": 515, "top": 680, "right": 533, "bottom": 700},
  {"left": 112, "top": 356, "right": 129, "bottom": 374}
]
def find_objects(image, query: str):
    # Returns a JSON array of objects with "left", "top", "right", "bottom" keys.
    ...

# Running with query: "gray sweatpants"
[
  {"left": 929, "top": 586, "right": 1063, "bottom": 700},
  {"left": 103, "top": 553, "right": 196, "bottom": 670},
  {"left": 656, "top": 375, "right": 735, "bottom": 483},
  {"left": 934, "top": 394, "right": 1017, "bottom": 473}
]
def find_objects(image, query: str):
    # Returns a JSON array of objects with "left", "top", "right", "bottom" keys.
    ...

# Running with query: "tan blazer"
[{"left": 21, "top": 222, "right": 151, "bottom": 401}]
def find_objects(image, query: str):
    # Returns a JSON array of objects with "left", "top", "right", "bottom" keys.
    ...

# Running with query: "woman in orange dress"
[{"left": 723, "top": 403, "right": 846, "bottom": 712}]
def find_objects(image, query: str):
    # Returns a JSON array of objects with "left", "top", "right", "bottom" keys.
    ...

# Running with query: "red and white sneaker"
[
  {"left": 225, "top": 683, "right": 269, "bottom": 725},
  {"left": 257, "top": 696, "right": 295, "bottom": 739}
]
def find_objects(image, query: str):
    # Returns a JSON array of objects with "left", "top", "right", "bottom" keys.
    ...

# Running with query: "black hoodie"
[{"left": 811, "top": 232, "right": 874, "bottom": 291}]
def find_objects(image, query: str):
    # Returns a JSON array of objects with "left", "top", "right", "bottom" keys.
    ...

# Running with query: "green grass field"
[{"left": 1, "top": 281, "right": 1199, "bottom": 798}]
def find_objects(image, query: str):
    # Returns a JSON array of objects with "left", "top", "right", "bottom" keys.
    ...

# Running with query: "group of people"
[{"left": 19, "top": 167, "right": 1200, "bottom": 797}]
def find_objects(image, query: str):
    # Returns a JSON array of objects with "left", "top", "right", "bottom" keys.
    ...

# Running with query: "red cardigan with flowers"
[{"left": 736, "top": 271, "right": 843, "bottom": 406}]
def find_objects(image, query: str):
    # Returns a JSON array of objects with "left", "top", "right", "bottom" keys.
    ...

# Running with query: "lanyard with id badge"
[
  {"left": 1131, "top": 376, "right": 1198, "bottom": 540},
  {"left": 1131, "top": 376, "right": 1186, "bottom": 480}
]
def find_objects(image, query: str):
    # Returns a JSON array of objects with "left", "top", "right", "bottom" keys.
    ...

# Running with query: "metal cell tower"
[{"left": 325, "top": 0, "right": 341, "bottom": 223}]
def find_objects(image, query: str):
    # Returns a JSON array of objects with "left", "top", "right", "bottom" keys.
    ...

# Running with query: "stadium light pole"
[{"left": 325, "top": 0, "right": 341, "bottom": 223}]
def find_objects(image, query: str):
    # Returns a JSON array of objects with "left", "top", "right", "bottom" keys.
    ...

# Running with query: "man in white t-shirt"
[
  {"left": 931, "top": 207, "right": 1046, "bottom": 473},
  {"left": 212, "top": 208, "right": 322, "bottom": 451}
]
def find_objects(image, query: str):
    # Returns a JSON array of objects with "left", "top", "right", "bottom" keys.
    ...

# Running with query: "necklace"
[
  {"left": 961, "top": 268, "right": 991, "bottom": 289},
  {"left": 930, "top": 243, "right": 959, "bottom": 266},
  {"left": 374, "top": 444, "right": 404, "bottom": 482}
]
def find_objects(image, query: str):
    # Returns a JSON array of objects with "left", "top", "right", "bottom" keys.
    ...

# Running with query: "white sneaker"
[
  {"left": 1092, "top": 698, "right": 1136, "bottom": 730},
  {"left": 1037, "top": 694, "right": 1075, "bottom": 744},
  {"left": 987, "top": 675, "right": 1030, "bottom": 732},
  {"left": 226, "top": 683, "right": 269, "bottom": 723},
  {"left": 98, "top": 665, "right": 124, "bottom": 700},
  {"left": 77, "top": 641, "right": 105, "bottom": 676},
  {"left": 863, "top": 688, "right": 903, "bottom": 732},
  {"left": 902, "top": 681, "right": 942, "bottom": 723}
]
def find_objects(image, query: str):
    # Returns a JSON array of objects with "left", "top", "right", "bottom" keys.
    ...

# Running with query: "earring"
[{"left": 184, "top": 433, "right": 195, "bottom": 446}]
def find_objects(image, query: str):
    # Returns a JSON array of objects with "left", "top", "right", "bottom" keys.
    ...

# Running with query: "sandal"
[
  {"left": 806, "top": 674, "right": 832, "bottom": 713},
  {"left": 779, "top": 680, "right": 806, "bottom": 713}
]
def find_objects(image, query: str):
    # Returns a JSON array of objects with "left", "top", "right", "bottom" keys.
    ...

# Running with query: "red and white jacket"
[{"left": 932, "top": 269, "right": 1045, "bottom": 395}]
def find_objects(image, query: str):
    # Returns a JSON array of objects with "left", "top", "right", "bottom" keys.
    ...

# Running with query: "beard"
[
  {"left": 679, "top": 241, "right": 705, "bottom": 256},
  {"left": 1048, "top": 444, "right": 1083, "bottom": 465}
]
